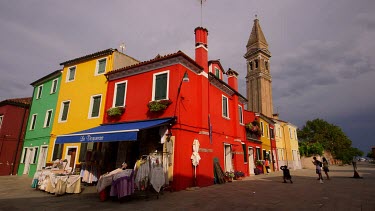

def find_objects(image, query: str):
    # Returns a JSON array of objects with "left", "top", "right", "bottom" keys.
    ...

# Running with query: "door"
[
  {"left": 23, "top": 148, "right": 33, "bottom": 175},
  {"left": 65, "top": 147, "right": 77, "bottom": 170},
  {"left": 36, "top": 146, "right": 48, "bottom": 171},
  {"left": 248, "top": 147, "right": 255, "bottom": 175},
  {"left": 224, "top": 144, "right": 232, "bottom": 172}
]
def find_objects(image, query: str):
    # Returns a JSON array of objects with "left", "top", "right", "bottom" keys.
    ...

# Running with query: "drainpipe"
[{"left": 11, "top": 106, "right": 27, "bottom": 175}]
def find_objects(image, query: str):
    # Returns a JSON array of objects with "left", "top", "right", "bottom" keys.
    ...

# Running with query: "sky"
[{"left": 1, "top": 0, "right": 374, "bottom": 154}]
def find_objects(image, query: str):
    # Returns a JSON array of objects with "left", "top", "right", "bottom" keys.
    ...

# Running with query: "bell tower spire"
[{"left": 245, "top": 16, "right": 274, "bottom": 118}]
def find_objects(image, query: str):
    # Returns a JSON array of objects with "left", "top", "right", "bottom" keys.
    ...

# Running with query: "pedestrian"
[
  {"left": 312, "top": 157, "right": 323, "bottom": 183},
  {"left": 265, "top": 158, "right": 270, "bottom": 174},
  {"left": 280, "top": 165, "right": 293, "bottom": 183},
  {"left": 352, "top": 156, "right": 357, "bottom": 171},
  {"left": 322, "top": 157, "right": 330, "bottom": 180}
]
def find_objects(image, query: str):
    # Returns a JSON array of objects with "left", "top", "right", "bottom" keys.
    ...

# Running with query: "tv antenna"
[
  {"left": 199, "top": 0, "right": 207, "bottom": 27},
  {"left": 119, "top": 42, "right": 126, "bottom": 53}
]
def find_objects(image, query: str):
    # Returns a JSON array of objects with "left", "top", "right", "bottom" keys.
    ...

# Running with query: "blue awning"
[{"left": 55, "top": 118, "right": 173, "bottom": 144}]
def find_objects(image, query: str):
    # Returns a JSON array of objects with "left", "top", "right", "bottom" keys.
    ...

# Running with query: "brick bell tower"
[{"left": 244, "top": 17, "right": 273, "bottom": 118}]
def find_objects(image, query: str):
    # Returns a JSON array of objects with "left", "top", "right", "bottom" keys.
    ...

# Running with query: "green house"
[{"left": 17, "top": 70, "right": 61, "bottom": 177}]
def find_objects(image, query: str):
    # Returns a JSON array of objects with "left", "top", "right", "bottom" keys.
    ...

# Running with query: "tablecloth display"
[{"left": 32, "top": 169, "right": 81, "bottom": 195}]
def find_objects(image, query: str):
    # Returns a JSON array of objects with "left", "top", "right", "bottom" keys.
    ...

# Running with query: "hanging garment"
[{"left": 150, "top": 166, "right": 165, "bottom": 193}]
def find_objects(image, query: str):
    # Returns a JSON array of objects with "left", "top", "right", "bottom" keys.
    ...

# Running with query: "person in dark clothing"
[{"left": 280, "top": 165, "right": 293, "bottom": 183}]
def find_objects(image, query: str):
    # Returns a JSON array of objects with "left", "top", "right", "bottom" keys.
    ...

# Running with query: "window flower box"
[
  {"left": 106, "top": 106, "right": 125, "bottom": 117},
  {"left": 246, "top": 120, "right": 262, "bottom": 137},
  {"left": 147, "top": 100, "right": 172, "bottom": 112}
]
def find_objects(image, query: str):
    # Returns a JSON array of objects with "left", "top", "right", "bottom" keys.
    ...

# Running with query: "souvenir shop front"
[{"left": 54, "top": 118, "right": 175, "bottom": 199}]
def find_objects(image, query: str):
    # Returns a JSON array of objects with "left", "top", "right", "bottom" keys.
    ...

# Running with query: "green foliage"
[
  {"left": 245, "top": 120, "right": 262, "bottom": 136},
  {"left": 106, "top": 107, "right": 125, "bottom": 116},
  {"left": 147, "top": 100, "right": 172, "bottom": 112},
  {"left": 298, "top": 118, "right": 363, "bottom": 163},
  {"left": 367, "top": 151, "right": 374, "bottom": 159}
]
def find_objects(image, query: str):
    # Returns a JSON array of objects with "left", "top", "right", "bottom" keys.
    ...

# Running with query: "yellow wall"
[
  {"left": 47, "top": 54, "right": 114, "bottom": 162},
  {"left": 259, "top": 118, "right": 271, "bottom": 153}
]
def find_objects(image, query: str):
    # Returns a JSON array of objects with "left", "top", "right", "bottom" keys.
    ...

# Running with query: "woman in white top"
[{"left": 312, "top": 157, "right": 323, "bottom": 181}]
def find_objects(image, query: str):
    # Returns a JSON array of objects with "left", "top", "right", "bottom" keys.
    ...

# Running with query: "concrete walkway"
[{"left": 0, "top": 162, "right": 373, "bottom": 210}]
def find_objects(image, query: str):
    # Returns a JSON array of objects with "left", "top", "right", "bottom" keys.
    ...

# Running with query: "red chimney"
[
  {"left": 227, "top": 68, "right": 239, "bottom": 91},
  {"left": 194, "top": 27, "right": 208, "bottom": 73}
]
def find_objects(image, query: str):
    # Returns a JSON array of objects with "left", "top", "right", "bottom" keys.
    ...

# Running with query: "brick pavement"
[{"left": 0, "top": 162, "right": 373, "bottom": 210}]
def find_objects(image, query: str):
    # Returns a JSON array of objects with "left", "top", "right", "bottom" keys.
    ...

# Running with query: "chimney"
[
  {"left": 194, "top": 27, "right": 208, "bottom": 73},
  {"left": 227, "top": 68, "right": 239, "bottom": 91},
  {"left": 272, "top": 113, "right": 279, "bottom": 120}
]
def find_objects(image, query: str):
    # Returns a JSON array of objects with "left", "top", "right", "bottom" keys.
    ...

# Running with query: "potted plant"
[
  {"left": 147, "top": 99, "right": 172, "bottom": 112},
  {"left": 246, "top": 120, "right": 262, "bottom": 137},
  {"left": 225, "top": 171, "right": 235, "bottom": 182},
  {"left": 234, "top": 171, "right": 245, "bottom": 180},
  {"left": 106, "top": 106, "right": 125, "bottom": 117}
]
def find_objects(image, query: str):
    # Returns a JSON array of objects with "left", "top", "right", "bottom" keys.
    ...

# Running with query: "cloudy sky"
[{"left": 1, "top": 0, "right": 374, "bottom": 153}]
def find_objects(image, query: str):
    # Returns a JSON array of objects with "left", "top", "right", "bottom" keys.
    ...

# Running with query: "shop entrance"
[{"left": 248, "top": 147, "right": 255, "bottom": 175}]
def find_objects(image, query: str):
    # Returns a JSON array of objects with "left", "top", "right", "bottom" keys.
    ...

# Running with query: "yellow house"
[
  {"left": 47, "top": 49, "right": 138, "bottom": 168},
  {"left": 273, "top": 118, "right": 301, "bottom": 170},
  {"left": 258, "top": 113, "right": 275, "bottom": 172}
]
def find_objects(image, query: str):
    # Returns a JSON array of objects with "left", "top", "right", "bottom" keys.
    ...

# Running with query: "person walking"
[
  {"left": 322, "top": 157, "right": 330, "bottom": 180},
  {"left": 265, "top": 158, "right": 270, "bottom": 174},
  {"left": 312, "top": 157, "right": 323, "bottom": 183},
  {"left": 280, "top": 165, "right": 293, "bottom": 183}
]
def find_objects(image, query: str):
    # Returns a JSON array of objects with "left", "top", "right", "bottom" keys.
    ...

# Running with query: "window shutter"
[
  {"left": 69, "top": 67, "right": 76, "bottom": 81},
  {"left": 91, "top": 96, "right": 101, "bottom": 117},
  {"left": 155, "top": 73, "right": 167, "bottom": 100},
  {"left": 115, "top": 83, "right": 126, "bottom": 107},
  {"left": 98, "top": 59, "right": 106, "bottom": 74},
  {"left": 61, "top": 102, "right": 69, "bottom": 121}
]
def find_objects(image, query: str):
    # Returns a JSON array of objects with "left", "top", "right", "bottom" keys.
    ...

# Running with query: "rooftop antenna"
[
  {"left": 199, "top": 0, "right": 207, "bottom": 27},
  {"left": 119, "top": 42, "right": 126, "bottom": 53}
]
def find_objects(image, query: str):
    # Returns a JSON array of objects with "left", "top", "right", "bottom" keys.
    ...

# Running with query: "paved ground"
[{"left": 0, "top": 162, "right": 374, "bottom": 211}]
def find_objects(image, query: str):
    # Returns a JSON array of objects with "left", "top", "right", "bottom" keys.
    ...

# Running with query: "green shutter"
[
  {"left": 155, "top": 73, "right": 167, "bottom": 100},
  {"left": 115, "top": 83, "right": 126, "bottom": 107},
  {"left": 69, "top": 67, "right": 76, "bottom": 81},
  {"left": 61, "top": 102, "right": 69, "bottom": 121},
  {"left": 98, "top": 59, "right": 106, "bottom": 74},
  {"left": 91, "top": 96, "right": 101, "bottom": 117}
]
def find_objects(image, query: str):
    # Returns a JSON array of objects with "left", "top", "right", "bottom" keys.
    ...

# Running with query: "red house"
[
  {"left": 0, "top": 97, "right": 31, "bottom": 176},
  {"left": 99, "top": 27, "right": 257, "bottom": 191}
]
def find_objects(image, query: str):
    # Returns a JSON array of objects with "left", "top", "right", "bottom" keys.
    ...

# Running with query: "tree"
[
  {"left": 367, "top": 151, "right": 374, "bottom": 159},
  {"left": 298, "top": 118, "right": 363, "bottom": 164}
]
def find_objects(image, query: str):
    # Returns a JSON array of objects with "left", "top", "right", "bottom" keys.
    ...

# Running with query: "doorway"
[
  {"left": 23, "top": 148, "right": 34, "bottom": 175},
  {"left": 37, "top": 146, "right": 48, "bottom": 171},
  {"left": 65, "top": 147, "right": 77, "bottom": 170},
  {"left": 248, "top": 147, "right": 255, "bottom": 175},
  {"left": 224, "top": 144, "right": 232, "bottom": 172}
]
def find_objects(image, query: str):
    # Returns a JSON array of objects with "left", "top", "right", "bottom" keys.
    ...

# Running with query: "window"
[
  {"left": 289, "top": 128, "right": 292, "bottom": 139},
  {"left": 265, "top": 61, "right": 269, "bottom": 70},
  {"left": 152, "top": 71, "right": 169, "bottom": 101},
  {"left": 295, "top": 129, "right": 298, "bottom": 140},
  {"left": 96, "top": 58, "right": 107, "bottom": 75},
  {"left": 242, "top": 144, "right": 247, "bottom": 163},
  {"left": 222, "top": 95, "right": 229, "bottom": 118},
  {"left": 67, "top": 66, "right": 76, "bottom": 82},
  {"left": 266, "top": 124, "right": 269, "bottom": 138},
  {"left": 44, "top": 110, "right": 53, "bottom": 128},
  {"left": 0, "top": 115, "right": 3, "bottom": 129},
  {"left": 279, "top": 127, "right": 282, "bottom": 137},
  {"left": 255, "top": 59, "right": 258, "bottom": 69},
  {"left": 270, "top": 128, "right": 274, "bottom": 139},
  {"left": 59, "top": 101, "right": 70, "bottom": 122},
  {"left": 36, "top": 85, "right": 43, "bottom": 99},
  {"left": 50, "top": 79, "right": 58, "bottom": 94},
  {"left": 215, "top": 68, "right": 220, "bottom": 78},
  {"left": 260, "top": 121, "right": 264, "bottom": 136},
  {"left": 256, "top": 148, "right": 261, "bottom": 160},
  {"left": 113, "top": 81, "right": 127, "bottom": 107},
  {"left": 52, "top": 144, "right": 63, "bottom": 160},
  {"left": 238, "top": 105, "right": 243, "bottom": 124},
  {"left": 32, "top": 147, "right": 39, "bottom": 164},
  {"left": 89, "top": 95, "right": 102, "bottom": 118},
  {"left": 30, "top": 114, "right": 37, "bottom": 130},
  {"left": 249, "top": 61, "right": 253, "bottom": 70},
  {"left": 20, "top": 148, "right": 27, "bottom": 163}
]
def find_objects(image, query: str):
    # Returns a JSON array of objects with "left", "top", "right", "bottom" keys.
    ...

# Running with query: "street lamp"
[{"left": 174, "top": 71, "right": 189, "bottom": 117}]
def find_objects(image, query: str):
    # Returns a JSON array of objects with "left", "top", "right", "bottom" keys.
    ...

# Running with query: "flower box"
[
  {"left": 106, "top": 107, "right": 125, "bottom": 117},
  {"left": 147, "top": 100, "right": 172, "bottom": 112}
]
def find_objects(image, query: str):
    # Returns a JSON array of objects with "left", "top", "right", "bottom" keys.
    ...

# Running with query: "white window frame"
[
  {"left": 95, "top": 57, "right": 107, "bottom": 76},
  {"left": 20, "top": 147, "right": 27, "bottom": 163},
  {"left": 0, "top": 115, "right": 3, "bottom": 129},
  {"left": 112, "top": 80, "right": 128, "bottom": 107},
  {"left": 31, "top": 146, "right": 39, "bottom": 164},
  {"left": 152, "top": 70, "right": 170, "bottom": 101},
  {"left": 50, "top": 79, "right": 58, "bottom": 94},
  {"left": 36, "top": 85, "right": 43, "bottom": 99},
  {"left": 30, "top": 114, "right": 37, "bottom": 130},
  {"left": 289, "top": 128, "right": 292, "bottom": 139},
  {"left": 66, "top": 66, "right": 76, "bottom": 82},
  {"left": 43, "top": 109, "right": 53, "bottom": 128},
  {"left": 58, "top": 100, "right": 71, "bottom": 123},
  {"left": 294, "top": 129, "right": 298, "bottom": 140},
  {"left": 238, "top": 105, "right": 243, "bottom": 124},
  {"left": 222, "top": 95, "right": 229, "bottom": 119},
  {"left": 88, "top": 94, "right": 102, "bottom": 119}
]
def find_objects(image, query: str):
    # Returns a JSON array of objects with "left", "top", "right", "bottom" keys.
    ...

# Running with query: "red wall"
[{"left": 0, "top": 105, "right": 29, "bottom": 175}]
